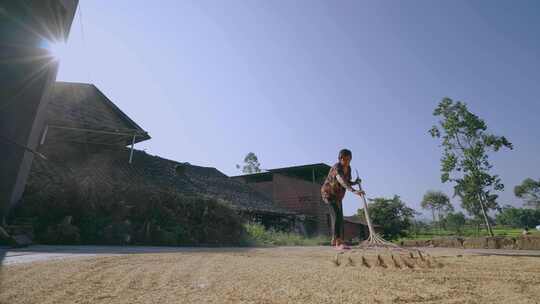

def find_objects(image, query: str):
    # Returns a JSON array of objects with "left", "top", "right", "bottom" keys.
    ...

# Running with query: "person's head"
[
  {"left": 525, "top": 227, "right": 529, "bottom": 231},
  {"left": 338, "top": 149, "right": 352, "bottom": 167}
]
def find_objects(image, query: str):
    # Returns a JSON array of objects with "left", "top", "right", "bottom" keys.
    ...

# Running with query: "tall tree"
[
  {"left": 420, "top": 190, "right": 454, "bottom": 231},
  {"left": 429, "top": 98, "right": 513, "bottom": 236},
  {"left": 357, "top": 195, "right": 416, "bottom": 240},
  {"left": 236, "top": 152, "right": 262, "bottom": 174},
  {"left": 514, "top": 178, "right": 540, "bottom": 209}
]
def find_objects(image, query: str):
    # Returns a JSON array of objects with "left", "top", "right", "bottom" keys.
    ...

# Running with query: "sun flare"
[{"left": 47, "top": 41, "right": 69, "bottom": 62}]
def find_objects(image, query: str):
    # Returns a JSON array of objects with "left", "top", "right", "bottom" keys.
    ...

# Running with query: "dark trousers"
[{"left": 327, "top": 199, "right": 344, "bottom": 242}]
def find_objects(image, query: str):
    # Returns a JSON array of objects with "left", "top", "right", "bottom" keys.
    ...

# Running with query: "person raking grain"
[{"left": 321, "top": 149, "right": 364, "bottom": 250}]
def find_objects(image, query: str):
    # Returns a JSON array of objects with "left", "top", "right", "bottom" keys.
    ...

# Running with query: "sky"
[{"left": 55, "top": 0, "right": 540, "bottom": 217}]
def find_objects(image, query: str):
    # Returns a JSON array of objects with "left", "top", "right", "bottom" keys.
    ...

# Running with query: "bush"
[
  {"left": 445, "top": 212, "right": 466, "bottom": 234},
  {"left": 15, "top": 180, "right": 247, "bottom": 246},
  {"left": 242, "top": 223, "right": 328, "bottom": 246},
  {"left": 357, "top": 195, "right": 416, "bottom": 240},
  {"left": 42, "top": 221, "right": 81, "bottom": 244}
]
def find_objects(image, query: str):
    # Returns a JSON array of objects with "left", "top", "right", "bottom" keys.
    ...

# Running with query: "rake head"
[
  {"left": 352, "top": 180, "right": 439, "bottom": 268},
  {"left": 358, "top": 233, "right": 400, "bottom": 249},
  {"left": 329, "top": 177, "right": 445, "bottom": 270}
]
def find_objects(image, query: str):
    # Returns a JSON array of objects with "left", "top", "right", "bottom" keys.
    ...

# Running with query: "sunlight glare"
[{"left": 48, "top": 41, "right": 69, "bottom": 62}]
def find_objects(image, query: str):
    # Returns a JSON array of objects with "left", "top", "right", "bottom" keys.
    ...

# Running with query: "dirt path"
[{"left": 1, "top": 246, "right": 540, "bottom": 304}]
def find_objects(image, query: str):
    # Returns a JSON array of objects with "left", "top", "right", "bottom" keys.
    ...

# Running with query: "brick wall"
[
  {"left": 243, "top": 180, "right": 273, "bottom": 201},
  {"left": 344, "top": 222, "right": 367, "bottom": 241},
  {"left": 271, "top": 174, "right": 330, "bottom": 236}
]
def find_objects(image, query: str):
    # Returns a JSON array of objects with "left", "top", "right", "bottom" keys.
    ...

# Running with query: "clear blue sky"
[{"left": 56, "top": 0, "right": 540, "bottom": 217}]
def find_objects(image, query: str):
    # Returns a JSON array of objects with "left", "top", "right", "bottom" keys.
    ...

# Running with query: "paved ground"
[{"left": 2, "top": 245, "right": 540, "bottom": 266}]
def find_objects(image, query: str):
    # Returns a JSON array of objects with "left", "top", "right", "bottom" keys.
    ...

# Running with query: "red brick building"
[
  {"left": 232, "top": 164, "right": 331, "bottom": 236},
  {"left": 232, "top": 164, "right": 380, "bottom": 240}
]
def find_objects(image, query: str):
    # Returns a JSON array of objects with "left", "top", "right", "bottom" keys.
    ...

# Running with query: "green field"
[{"left": 399, "top": 225, "right": 540, "bottom": 241}]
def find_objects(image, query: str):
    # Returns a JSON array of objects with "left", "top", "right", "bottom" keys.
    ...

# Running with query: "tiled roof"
[
  {"left": 45, "top": 82, "right": 150, "bottom": 146},
  {"left": 27, "top": 144, "right": 294, "bottom": 215}
]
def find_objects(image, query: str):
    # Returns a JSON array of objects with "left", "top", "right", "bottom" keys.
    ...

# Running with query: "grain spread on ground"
[{"left": 1, "top": 247, "right": 540, "bottom": 304}]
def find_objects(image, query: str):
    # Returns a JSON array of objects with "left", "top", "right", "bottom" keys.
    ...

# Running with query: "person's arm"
[
  {"left": 336, "top": 174, "right": 356, "bottom": 192},
  {"left": 350, "top": 168, "right": 361, "bottom": 185},
  {"left": 336, "top": 167, "right": 364, "bottom": 195}
]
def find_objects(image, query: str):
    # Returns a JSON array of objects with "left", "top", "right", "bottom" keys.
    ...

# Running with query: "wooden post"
[
  {"left": 40, "top": 125, "right": 49, "bottom": 145},
  {"left": 128, "top": 134, "right": 136, "bottom": 164}
]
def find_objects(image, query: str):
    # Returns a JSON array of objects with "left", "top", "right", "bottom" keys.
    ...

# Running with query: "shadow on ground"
[
  {"left": 3, "top": 245, "right": 540, "bottom": 267},
  {"left": 0, "top": 247, "right": 6, "bottom": 265},
  {"left": 1, "top": 245, "right": 254, "bottom": 266}
]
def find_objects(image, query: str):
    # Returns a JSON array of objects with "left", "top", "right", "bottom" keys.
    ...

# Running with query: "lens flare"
[{"left": 48, "top": 41, "right": 69, "bottom": 62}]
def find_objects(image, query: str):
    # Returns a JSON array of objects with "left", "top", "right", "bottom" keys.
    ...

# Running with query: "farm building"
[
  {"left": 7, "top": 80, "right": 373, "bottom": 242},
  {"left": 232, "top": 165, "right": 374, "bottom": 239},
  {"left": 15, "top": 82, "right": 299, "bottom": 235},
  {"left": 231, "top": 164, "right": 331, "bottom": 236}
]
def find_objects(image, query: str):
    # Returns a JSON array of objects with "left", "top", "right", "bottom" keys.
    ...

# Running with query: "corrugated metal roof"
[{"left": 231, "top": 163, "right": 331, "bottom": 184}]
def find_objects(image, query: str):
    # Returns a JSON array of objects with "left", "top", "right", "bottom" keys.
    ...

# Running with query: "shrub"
[
  {"left": 445, "top": 212, "right": 467, "bottom": 234},
  {"left": 357, "top": 195, "right": 416, "bottom": 240},
  {"left": 242, "top": 223, "right": 328, "bottom": 246},
  {"left": 15, "top": 180, "right": 247, "bottom": 246}
]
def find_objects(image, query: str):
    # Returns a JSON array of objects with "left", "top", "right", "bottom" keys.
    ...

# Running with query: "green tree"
[
  {"left": 420, "top": 190, "right": 454, "bottom": 231},
  {"left": 408, "top": 219, "right": 429, "bottom": 238},
  {"left": 445, "top": 212, "right": 466, "bottom": 234},
  {"left": 514, "top": 178, "right": 540, "bottom": 209},
  {"left": 357, "top": 195, "right": 416, "bottom": 240},
  {"left": 495, "top": 206, "right": 540, "bottom": 228},
  {"left": 236, "top": 152, "right": 262, "bottom": 174},
  {"left": 429, "top": 98, "right": 513, "bottom": 236}
]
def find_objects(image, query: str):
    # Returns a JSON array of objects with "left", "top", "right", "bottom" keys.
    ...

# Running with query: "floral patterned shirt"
[{"left": 321, "top": 162, "right": 356, "bottom": 203}]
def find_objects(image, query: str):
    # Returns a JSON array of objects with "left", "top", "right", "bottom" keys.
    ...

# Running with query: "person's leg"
[
  {"left": 327, "top": 200, "right": 339, "bottom": 246},
  {"left": 335, "top": 201, "right": 344, "bottom": 244}
]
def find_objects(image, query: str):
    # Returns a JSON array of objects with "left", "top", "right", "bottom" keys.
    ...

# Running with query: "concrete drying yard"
[{"left": 1, "top": 246, "right": 540, "bottom": 304}]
